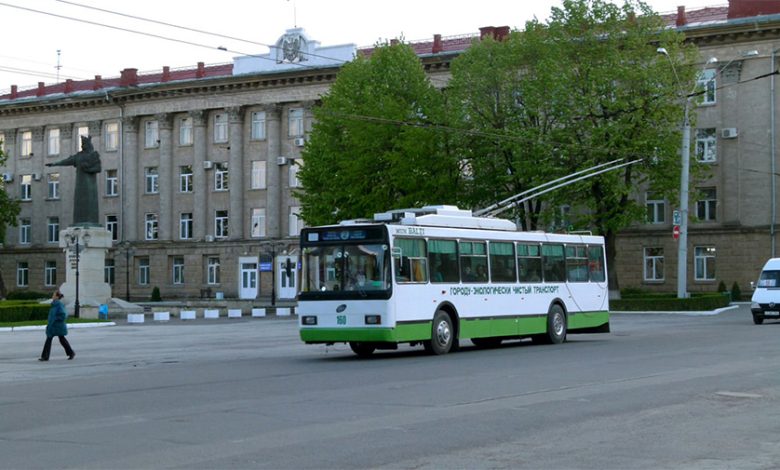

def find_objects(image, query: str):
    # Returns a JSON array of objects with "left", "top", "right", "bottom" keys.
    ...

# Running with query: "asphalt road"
[{"left": 2, "top": 305, "right": 779, "bottom": 469}]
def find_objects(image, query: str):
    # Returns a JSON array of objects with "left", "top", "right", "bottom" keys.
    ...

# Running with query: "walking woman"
[{"left": 39, "top": 290, "right": 75, "bottom": 361}]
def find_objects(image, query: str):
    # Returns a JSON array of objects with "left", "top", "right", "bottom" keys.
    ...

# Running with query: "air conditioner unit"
[
  {"left": 205, "top": 235, "right": 215, "bottom": 242},
  {"left": 294, "top": 137, "right": 306, "bottom": 147},
  {"left": 2, "top": 172, "right": 13, "bottom": 183},
  {"left": 721, "top": 128, "right": 738, "bottom": 139},
  {"left": 276, "top": 156, "right": 288, "bottom": 166},
  {"left": 203, "top": 160, "right": 214, "bottom": 170},
  {"left": 32, "top": 173, "right": 41, "bottom": 181}
]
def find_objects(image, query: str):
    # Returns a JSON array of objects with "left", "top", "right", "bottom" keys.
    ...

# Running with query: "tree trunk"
[{"left": 0, "top": 270, "right": 6, "bottom": 299}]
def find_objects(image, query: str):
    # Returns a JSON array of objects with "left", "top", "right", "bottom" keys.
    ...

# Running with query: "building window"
[
  {"left": 138, "top": 257, "right": 150, "bottom": 285},
  {"left": 48, "top": 128, "right": 60, "bottom": 156},
  {"left": 145, "top": 213, "right": 159, "bottom": 240},
  {"left": 215, "top": 210, "right": 229, "bottom": 238},
  {"left": 179, "top": 165, "right": 193, "bottom": 192},
  {"left": 20, "top": 130, "right": 32, "bottom": 157},
  {"left": 288, "top": 108, "right": 304, "bottom": 137},
  {"left": 0, "top": 132, "right": 4, "bottom": 153},
  {"left": 289, "top": 162, "right": 301, "bottom": 188},
  {"left": 289, "top": 206, "right": 302, "bottom": 237},
  {"left": 145, "top": 167, "right": 159, "bottom": 194},
  {"left": 698, "top": 69, "right": 717, "bottom": 105},
  {"left": 20, "top": 174, "right": 32, "bottom": 200},
  {"left": 251, "top": 208, "right": 266, "bottom": 238},
  {"left": 696, "top": 187, "right": 717, "bottom": 221},
  {"left": 47, "top": 173, "right": 60, "bottom": 199},
  {"left": 17, "top": 262, "right": 29, "bottom": 287},
  {"left": 214, "top": 163, "right": 229, "bottom": 191},
  {"left": 695, "top": 128, "right": 717, "bottom": 163},
  {"left": 77, "top": 125, "right": 89, "bottom": 140},
  {"left": 643, "top": 247, "right": 664, "bottom": 281},
  {"left": 646, "top": 192, "right": 665, "bottom": 224},
  {"left": 44, "top": 261, "right": 57, "bottom": 287},
  {"left": 106, "top": 169, "right": 118, "bottom": 196},
  {"left": 19, "top": 218, "right": 30, "bottom": 245},
  {"left": 106, "top": 214, "right": 119, "bottom": 241},
  {"left": 179, "top": 117, "right": 193, "bottom": 146},
  {"left": 180, "top": 213, "right": 193, "bottom": 240},
  {"left": 105, "top": 259, "right": 115, "bottom": 285},
  {"left": 214, "top": 113, "right": 228, "bottom": 143},
  {"left": 172, "top": 256, "right": 185, "bottom": 285},
  {"left": 104, "top": 122, "right": 119, "bottom": 151},
  {"left": 250, "top": 161, "right": 266, "bottom": 189},
  {"left": 251, "top": 111, "right": 266, "bottom": 140},
  {"left": 207, "top": 257, "right": 220, "bottom": 285},
  {"left": 47, "top": 217, "right": 59, "bottom": 243},
  {"left": 144, "top": 120, "right": 159, "bottom": 148},
  {"left": 694, "top": 246, "right": 716, "bottom": 281}
]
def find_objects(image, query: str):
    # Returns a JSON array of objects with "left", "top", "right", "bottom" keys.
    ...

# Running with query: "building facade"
[{"left": 2, "top": 1, "right": 780, "bottom": 300}]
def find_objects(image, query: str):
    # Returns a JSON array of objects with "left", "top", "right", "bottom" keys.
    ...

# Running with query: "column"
[
  {"left": 228, "top": 106, "right": 244, "bottom": 240},
  {"left": 190, "top": 111, "right": 208, "bottom": 240},
  {"left": 121, "top": 117, "right": 139, "bottom": 241},
  {"left": 266, "top": 105, "right": 282, "bottom": 239},
  {"left": 157, "top": 113, "right": 173, "bottom": 240}
]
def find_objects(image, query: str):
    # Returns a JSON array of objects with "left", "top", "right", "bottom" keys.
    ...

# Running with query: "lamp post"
[
  {"left": 119, "top": 241, "right": 134, "bottom": 301},
  {"left": 260, "top": 240, "right": 287, "bottom": 306},
  {"left": 65, "top": 229, "right": 90, "bottom": 318}
]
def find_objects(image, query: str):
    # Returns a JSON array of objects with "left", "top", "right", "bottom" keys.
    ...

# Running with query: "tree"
[
  {"left": 297, "top": 42, "right": 462, "bottom": 226},
  {"left": 446, "top": 0, "right": 698, "bottom": 291},
  {"left": 0, "top": 140, "right": 21, "bottom": 298}
]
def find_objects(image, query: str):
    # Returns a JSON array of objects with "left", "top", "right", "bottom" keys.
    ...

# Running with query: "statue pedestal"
[{"left": 59, "top": 226, "right": 112, "bottom": 318}]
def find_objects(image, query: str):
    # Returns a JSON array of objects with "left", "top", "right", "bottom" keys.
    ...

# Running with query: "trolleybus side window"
[
  {"left": 428, "top": 239, "right": 459, "bottom": 283},
  {"left": 517, "top": 243, "right": 542, "bottom": 282},
  {"left": 542, "top": 244, "right": 566, "bottom": 282},
  {"left": 588, "top": 245, "right": 606, "bottom": 282},
  {"left": 394, "top": 238, "right": 428, "bottom": 283},
  {"left": 489, "top": 241, "right": 517, "bottom": 283},
  {"left": 460, "top": 241, "right": 488, "bottom": 282},
  {"left": 566, "top": 245, "right": 589, "bottom": 282}
]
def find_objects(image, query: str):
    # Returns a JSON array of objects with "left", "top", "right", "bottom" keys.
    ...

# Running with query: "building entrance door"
[
  {"left": 277, "top": 256, "right": 298, "bottom": 299},
  {"left": 239, "top": 258, "right": 258, "bottom": 299}
]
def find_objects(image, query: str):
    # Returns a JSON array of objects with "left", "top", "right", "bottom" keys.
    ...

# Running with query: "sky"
[{"left": 0, "top": 0, "right": 722, "bottom": 93}]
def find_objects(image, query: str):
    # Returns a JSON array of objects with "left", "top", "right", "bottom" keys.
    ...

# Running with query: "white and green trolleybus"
[{"left": 298, "top": 205, "right": 610, "bottom": 356}]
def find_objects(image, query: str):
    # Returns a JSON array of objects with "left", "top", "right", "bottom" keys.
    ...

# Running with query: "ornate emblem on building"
[{"left": 278, "top": 32, "right": 308, "bottom": 64}]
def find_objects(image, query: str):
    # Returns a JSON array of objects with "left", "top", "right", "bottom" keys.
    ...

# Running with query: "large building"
[{"left": 1, "top": 0, "right": 780, "bottom": 301}]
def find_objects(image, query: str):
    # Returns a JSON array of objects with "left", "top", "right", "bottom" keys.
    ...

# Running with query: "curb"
[{"left": 0, "top": 322, "right": 116, "bottom": 333}]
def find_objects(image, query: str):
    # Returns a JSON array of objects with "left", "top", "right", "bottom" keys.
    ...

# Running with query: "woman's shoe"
[
  {"left": 38, "top": 358, "right": 48, "bottom": 361},
  {"left": 68, "top": 353, "right": 75, "bottom": 360}
]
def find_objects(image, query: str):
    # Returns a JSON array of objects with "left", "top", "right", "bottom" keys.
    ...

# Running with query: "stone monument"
[{"left": 48, "top": 136, "right": 112, "bottom": 317}]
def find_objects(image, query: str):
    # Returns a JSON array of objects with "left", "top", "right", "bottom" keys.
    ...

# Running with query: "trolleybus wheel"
[
  {"left": 753, "top": 313, "right": 765, "bottom": 325},
  {"left": 426, "top": 310, "right": 454, "bottom": 355},
  {"left": 534, "top": 304, "right": 567, "bottom": 344},
  {"left": 349, "top": 342, "right": 376, "bottom": 357}
]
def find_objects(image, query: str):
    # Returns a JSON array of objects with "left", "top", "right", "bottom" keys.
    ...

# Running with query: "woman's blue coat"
[{"left": 46, "top": 299, "right": 68, "bottom": 337}]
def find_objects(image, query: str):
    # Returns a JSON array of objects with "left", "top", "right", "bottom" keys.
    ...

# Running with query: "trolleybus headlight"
[
  {"left": 364, "top": 315, "right": 381, "bottom": 325},
  {"left": 302, "top": 316, "right": 318, "bottom": 325}
]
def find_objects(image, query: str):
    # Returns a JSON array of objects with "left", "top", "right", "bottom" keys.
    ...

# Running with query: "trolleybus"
[{"left": 298, "top": 205, "right": 610, "bottom": 356}]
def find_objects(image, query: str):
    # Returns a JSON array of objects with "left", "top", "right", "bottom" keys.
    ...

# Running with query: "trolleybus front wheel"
[
  {"left": 425, "top": 310, "right": 454, "bottom": 355},
  {"left": 349, "top": 342, "right": 376, "bottom": 357},
  {"left": 533, "top": 304, "right": 567, "bottom": 345}
]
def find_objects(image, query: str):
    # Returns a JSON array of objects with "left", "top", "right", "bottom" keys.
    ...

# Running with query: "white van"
[{"left": 750, "top": 258, "right": 780, "bottom": 324}]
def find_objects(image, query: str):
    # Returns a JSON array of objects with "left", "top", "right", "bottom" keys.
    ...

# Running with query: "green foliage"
[
  {"left": 151, "top": 286, "right": 161, "bottom": 302},
  {"left": 0, "top": 139, "right": 21, "bottom": 240},
  {"left": 731, "top": 281, "right": 742, "bottom": 301},
  {"left": 6, "top": 290, "right": 49, "bottom": 301},
  {"left": 717, "top": 281, "right": 728, "bottom": 293},
  {"left": 297, "top": 41, "right": 462, "bottom": 225},
  {"left": 0, "top": 301, "right": 49, "bottom": 322},
  {"left": 611, "top": 293, "right": 730, "bottom": 311}
]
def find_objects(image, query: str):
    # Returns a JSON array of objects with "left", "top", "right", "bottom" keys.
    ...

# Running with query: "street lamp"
[
  {"left": 119, "top": 241, "right": 135, "bottom": 301},
  {"left": 65, "top": 229, "right": 90, "bottom": 318},
  {"left": 260, "top": 240, "right": 287, "bottom": 306}
]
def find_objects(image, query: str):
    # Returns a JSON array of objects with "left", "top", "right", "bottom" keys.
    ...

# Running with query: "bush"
[
  {"left": 731, "top": 282, "right": 742, "bottom": 301},
  {"left": 611, "top": 293, "right": 730, "bottom": 311},
  {"left": 717, "top": 281, "right": 728, "bottom": 293},
  {"left": 151, "top": 286, "right": 161, "bottom": 302},
  {"left": 0, "top": 302, "right": 50, "bottom": 322},
  {"left": 6, "top": 290, "right": 49, "bottom": 301}
]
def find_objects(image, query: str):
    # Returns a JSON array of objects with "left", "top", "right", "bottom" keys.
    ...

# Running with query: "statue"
[{"left": 46, "top": 135, "right": 102, "bottom": 227}]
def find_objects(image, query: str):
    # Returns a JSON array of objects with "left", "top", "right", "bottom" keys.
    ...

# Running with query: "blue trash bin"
[{"left": 98, "top": 304, "right": 108, "bottom": 320}]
